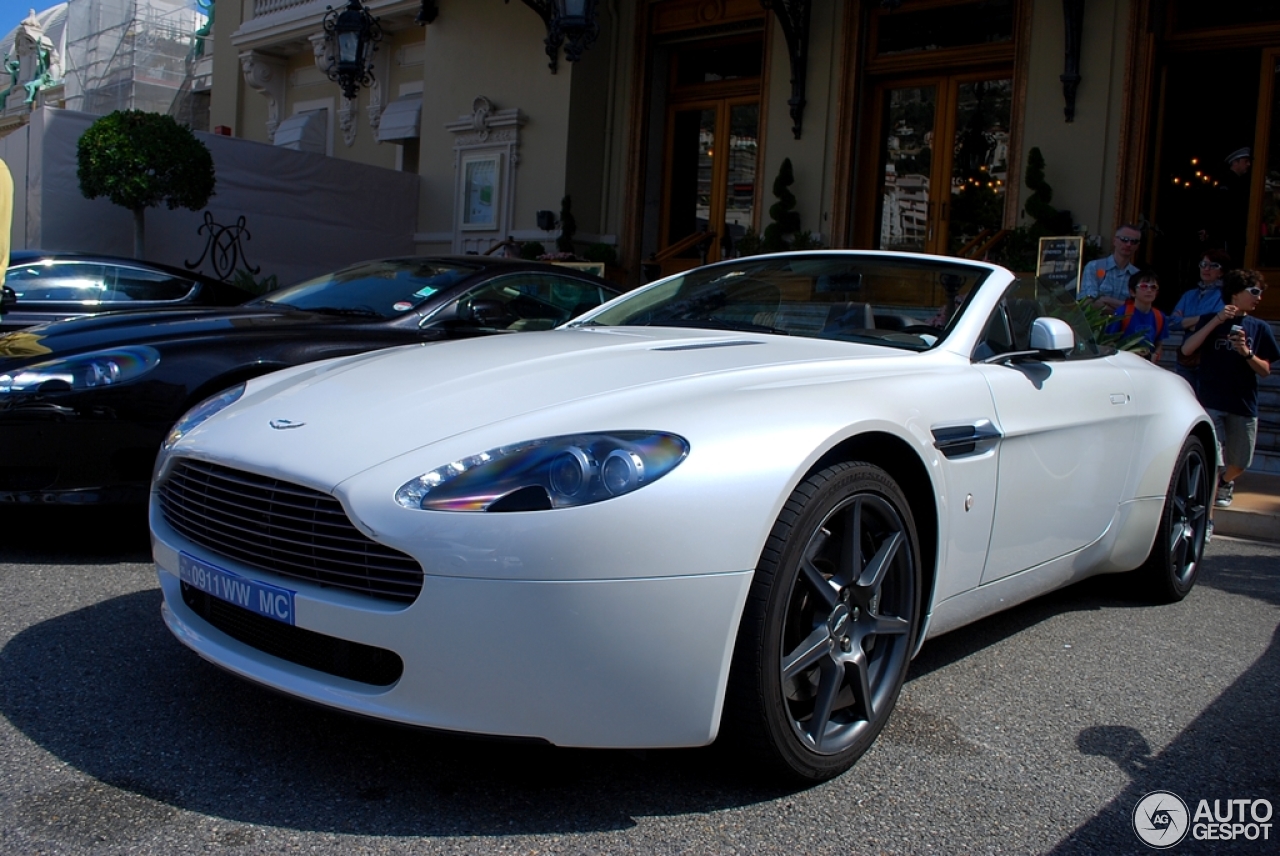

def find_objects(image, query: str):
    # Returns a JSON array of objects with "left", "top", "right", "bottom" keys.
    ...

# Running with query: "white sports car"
[{"left": 151, "top": 251, "right": 1214, "bottom": 783}]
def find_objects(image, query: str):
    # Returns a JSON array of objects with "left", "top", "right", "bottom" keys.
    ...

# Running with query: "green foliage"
[
  {"left": 77, "top": 110, "right": 215, "bottom": 214},
  {"left": 231, "top": 269, "right": 279, "bottom": 296},
  {"left": 733, "top": 229, "right": 760, "bottom": 257},
  {"left": 1073, "top": 297, "right": 1150, "bottom": 355},
  {"left": 556, "top": 195, "right": 577, "bottom": 254},
  {"left": 519, "top": 241, "right": 546, "bottom": 260},
  {"left": 582, "top": 243, "right": 618, "bottom": 266},
  {"left": 762, "top": 158, "right": 801, "bottom": 252},
  {"left": 790, "top": 230, "right": 823, "bottom": 250}
]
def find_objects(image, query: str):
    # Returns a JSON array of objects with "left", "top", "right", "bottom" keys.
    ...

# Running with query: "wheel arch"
[
  {"left": 1190, "top": 417, "right": 1218, "bottom": 479},
  {"left": 809, "top": 431, "right": 939, "bottom": 641}
]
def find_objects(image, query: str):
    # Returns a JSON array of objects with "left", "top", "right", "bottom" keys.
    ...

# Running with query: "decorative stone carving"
[
  {"left": 366, "top": 45, "right": 390, "bottom": 132},
  {"left": 340, "top": 96, "right": 358, "bottom": 147},
  {"left": 0, "top": 10, "right": 63, "bottom": 112},
  {"left": 445, "top": 96, "right": 525, "bottom": 154},
  {"left": 240, "top": 50, "right": 287, "bottom": 142}
]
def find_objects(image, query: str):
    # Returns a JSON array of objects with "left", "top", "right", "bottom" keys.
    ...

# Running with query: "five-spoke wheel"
[
  {"left": 1140, "top": 435, "right": 1211, "bottom": 602},
  {"left": 725, "top": 462, "right": 921, "bottom": 782}
]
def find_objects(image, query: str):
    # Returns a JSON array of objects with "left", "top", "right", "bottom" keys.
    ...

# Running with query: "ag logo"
[{"left": 1133, "top": 790, "right": 1190, "bottom": 848}]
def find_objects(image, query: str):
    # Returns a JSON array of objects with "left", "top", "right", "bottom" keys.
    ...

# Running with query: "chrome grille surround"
[{"left": 160, "top": 458, "right": 423, "bottom": 603}]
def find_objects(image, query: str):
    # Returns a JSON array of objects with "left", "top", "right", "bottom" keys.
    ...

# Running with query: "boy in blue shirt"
[{"left": 1107, "top": 270, "right": 1168, "bottom": 362}]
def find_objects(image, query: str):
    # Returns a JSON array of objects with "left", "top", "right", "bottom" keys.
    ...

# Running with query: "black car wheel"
[
  {"left": 1139, "top": 435, "right": 1211, "bottom": 602},
  {"left": 725, "top": 462, "right": 921, "bottom": 783}
]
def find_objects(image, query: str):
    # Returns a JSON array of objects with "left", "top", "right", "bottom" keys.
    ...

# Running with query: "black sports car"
[
  {"left": 0, "top": 255, "right": 618, "bottom": 504},
  {"left": 0, "top": 251, "right": 255, "bottom": 332}
]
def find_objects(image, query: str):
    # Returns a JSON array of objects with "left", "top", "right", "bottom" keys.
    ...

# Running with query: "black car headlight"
[
  {"left": 0, "top": 346, "right": 159, "bottom": 394},
  {"left": 395, "top": 432, "right": 689, "bottom": 512}
]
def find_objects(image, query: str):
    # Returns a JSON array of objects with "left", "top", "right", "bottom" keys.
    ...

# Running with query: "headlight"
[
  {"left": 162, "top": 383, "right": 246, "bottom": 452},
  {"left": 0, "top": 346, "right": 159, "bottom": 393},
  {"left": 395, "top": 431, "right": 689, "bottom": 512}
]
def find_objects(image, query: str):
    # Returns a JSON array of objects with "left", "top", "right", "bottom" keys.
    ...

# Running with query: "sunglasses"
[
  {"left": 1245, "top": 286, "right": 1264, "bottom": 297},
  {"left": 1136, "top": 282, "right": 1159, "bottom": 290},
  {"left": 1199, "top": 261, "right": 1222, "bottom": 270},
  {"left": 1115, "top": 236, "right": 1141, "bottom": 245}
]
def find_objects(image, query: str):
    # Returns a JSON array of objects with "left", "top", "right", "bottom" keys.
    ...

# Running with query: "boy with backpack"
[{"left": 1106, "top": 269, "right": 1168, "bottom": 361}]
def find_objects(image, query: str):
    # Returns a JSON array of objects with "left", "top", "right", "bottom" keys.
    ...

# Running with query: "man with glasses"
[
  {"left": 1181, "top": 269, "right": 1279, "bottom": 507},
  {"left": 1080, "top": 224, "right": 1142, "bottom": 310}
]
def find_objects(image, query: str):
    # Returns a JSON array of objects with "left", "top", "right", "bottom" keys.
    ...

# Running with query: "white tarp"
[{"left": 0, "top": 106, "right": 419, "bottom": 287}]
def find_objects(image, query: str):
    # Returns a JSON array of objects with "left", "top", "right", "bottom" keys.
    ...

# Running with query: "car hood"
[
  {"left": 182, "top": 326, "right": 918, "bottom": 490},
  {"left": 0, "top": 305, "right": 360, "bottom": 361}
]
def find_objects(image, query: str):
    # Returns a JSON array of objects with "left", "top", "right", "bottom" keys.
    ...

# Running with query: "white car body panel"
[{"left": 151, "top": 251, "right": 1213, "bottom": 750}]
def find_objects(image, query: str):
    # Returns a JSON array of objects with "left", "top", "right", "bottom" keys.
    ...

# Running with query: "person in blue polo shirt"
[
  {"left": 1181, "top": 269, "right": 1279, "bottom": 508},
  {"left": 1080, "top": 223, "right": 1142, "bottom": 310},
  {"left": 1169, "top": 248, "right": 1229, "bottom": 393}
]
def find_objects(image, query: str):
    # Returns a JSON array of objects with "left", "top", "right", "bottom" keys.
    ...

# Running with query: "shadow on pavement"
[
  {"left": 1047, "top": 548, "right": 1280, "bottom": 855},
  {"left": 0, "top": 589, "right": 790, "bottom": 839}
]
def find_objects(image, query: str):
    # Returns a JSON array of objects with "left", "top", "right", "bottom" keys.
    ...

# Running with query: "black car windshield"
[
  {"left": 581, "top": 254, "right": 992, "bottom": 350},
  {"left": 252, "top": 259, "right": 478, "bottom": 319}
]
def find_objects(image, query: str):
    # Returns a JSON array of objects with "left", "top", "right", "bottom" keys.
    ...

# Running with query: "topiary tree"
[
  {"left": 556, "top": 195, "right": 577, "bottom": 254},
  {"left": 1022, "top": 146, "right": 1073, "bottom": 238},
  {"left": 762, "top": 158, "right": 802, "bottom": 252},
  {"left": 76, "top": 110, "right": 216, "bottom": 258}
]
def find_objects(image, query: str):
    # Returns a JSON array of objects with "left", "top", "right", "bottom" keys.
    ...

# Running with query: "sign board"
[
  {"left": 553, "top": 261, "right": 607, "bottom": 277},
  {"left": 1036, "top": 236, "right": 1085, "bottom": 294}
]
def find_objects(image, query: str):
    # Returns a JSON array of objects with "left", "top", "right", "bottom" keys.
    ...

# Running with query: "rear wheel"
[
  {"left": 724, "top": 462, "right": 922, "bottom": 782},
  {"left": 1139, "top": 436, "right": 1211, "bottom": 602}
]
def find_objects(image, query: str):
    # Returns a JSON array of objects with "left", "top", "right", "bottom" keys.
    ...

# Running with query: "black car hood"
[{"left": 0, "top": 306, "right": 377, "bottom": 362}]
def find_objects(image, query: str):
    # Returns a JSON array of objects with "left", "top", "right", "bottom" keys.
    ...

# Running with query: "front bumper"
[
  {"left": 153, "top": 511, "right": 753, "bottom": 749},
  {"left": 0, "top": 417, "right": 166, "bottom": 503}
]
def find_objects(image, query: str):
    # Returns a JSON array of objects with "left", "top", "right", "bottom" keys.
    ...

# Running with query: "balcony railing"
[{"left": 254, "top": 0, "right": 314, "bottom": 17}]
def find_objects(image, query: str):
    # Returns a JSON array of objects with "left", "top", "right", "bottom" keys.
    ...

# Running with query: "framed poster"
[
  {"left": 1036, "top": 236, "right": 1085, "bottom": 294},
  {"left": 460, "top": 153, "right": 501, "bottom": 230}
]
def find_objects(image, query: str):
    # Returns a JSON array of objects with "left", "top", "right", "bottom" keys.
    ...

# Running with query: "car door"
[{"left": 972, "top": 279, "right": 1137, "bottom": 584}]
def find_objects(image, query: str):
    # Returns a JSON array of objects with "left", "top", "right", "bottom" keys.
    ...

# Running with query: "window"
[{"left": 453, "top": 274, "right": 612, "bottom": 331}]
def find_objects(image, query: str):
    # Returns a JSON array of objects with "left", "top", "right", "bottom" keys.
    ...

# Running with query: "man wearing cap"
[{"left": 1200, "top": 146, "right": 1253, "bottom": 257}]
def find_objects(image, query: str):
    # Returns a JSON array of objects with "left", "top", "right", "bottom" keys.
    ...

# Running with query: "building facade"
[{"left": 212, "top": 0, "right": 1280, "bottom": 314}]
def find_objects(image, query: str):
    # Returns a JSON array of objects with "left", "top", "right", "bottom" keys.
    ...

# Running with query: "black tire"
[
  {"left": 723, "top": 462, "right": 922, "bottom": 783},
  {"left": 1139, "top": 435, "right": 1212, "bottom": 602}
]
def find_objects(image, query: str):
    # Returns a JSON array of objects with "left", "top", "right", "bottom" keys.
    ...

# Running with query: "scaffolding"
[{"left": 60, "top": 0, "right": 208, "bottom": 122}]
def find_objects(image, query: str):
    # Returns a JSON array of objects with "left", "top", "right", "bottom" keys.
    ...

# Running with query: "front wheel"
[
  {"left": 1139, "top": 435, "right": 1211, "bottom": 602},
  {"left": 723, "top": 462, "right": 922, "bottom": 783}
]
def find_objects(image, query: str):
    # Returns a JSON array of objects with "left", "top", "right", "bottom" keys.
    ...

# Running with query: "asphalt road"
[{"left": 0, "top": 507, "right": 1276, "bottom": 855}]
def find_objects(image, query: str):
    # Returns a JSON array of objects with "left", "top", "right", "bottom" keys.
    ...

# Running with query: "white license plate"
[{"left": 179, "top": 553, "right": 296, "bottom": 626}]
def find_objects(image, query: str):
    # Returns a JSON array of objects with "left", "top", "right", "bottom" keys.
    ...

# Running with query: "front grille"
[
  {"left": 160, "top": 459, "right": 423, "bottom": 603},
  {"left": 182, "top": 582, "right": 403, "bottom": 686}
]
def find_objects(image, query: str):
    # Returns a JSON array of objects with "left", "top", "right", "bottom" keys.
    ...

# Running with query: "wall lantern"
[
  {"left": 506, "top": 0, "right": 600, "bottom": 74},
  {"left": 322, "top": 0, "right": 382, "bottom": 100}
]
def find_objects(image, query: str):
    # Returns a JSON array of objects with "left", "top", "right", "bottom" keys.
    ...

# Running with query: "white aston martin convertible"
[{"left": 151, "top": 251, "right": 1214, "bottom": 783}]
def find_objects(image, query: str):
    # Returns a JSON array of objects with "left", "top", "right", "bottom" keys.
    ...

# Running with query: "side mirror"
[
  {"left": 1, "top": 285, "right": 15, "bottom": 310},
  {"left": 456, "top": 297, "right": 508, "bottom": 326},
  {"left": 1030, "top": 316, "right": 1075, "bottom": 353}
]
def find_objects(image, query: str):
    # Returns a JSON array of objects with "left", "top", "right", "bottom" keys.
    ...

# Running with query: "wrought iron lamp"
[
  {"left": 507, "top": 0, "right": 600, "bottom": 73},
  {"left": 323, "top": 0, "right": 382, "bottom": 100}
]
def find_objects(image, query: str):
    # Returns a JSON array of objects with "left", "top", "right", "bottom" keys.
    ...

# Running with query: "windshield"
[
  {"left": 583, "top": 254, "right": 993, "bottom": 350},
  {"left": 252, "top": 259, "right": 478, "bottom": 319}
]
